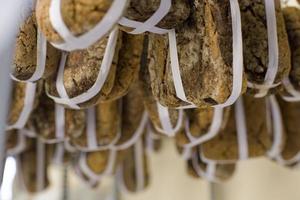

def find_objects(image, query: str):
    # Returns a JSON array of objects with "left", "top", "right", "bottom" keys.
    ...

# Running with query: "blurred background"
[{"left": 4, "top": 139, "right": 300, "bottom": 200}]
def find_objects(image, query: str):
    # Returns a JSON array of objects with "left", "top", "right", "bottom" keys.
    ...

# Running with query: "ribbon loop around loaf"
[
  {"left": 168, "top": 0, "right": 244, "bottom": 108},
  {"left": 49, "top": 0, "right": 128, "bottom": 51},
  {"left": 7, "top": 82, "right": 37, "bottom": 130},
  {"left": 247, "top": 0, "right": 279, "bottom": 97},
  {"left": 183, "top": 107, "right": 224, "bottom": 149},
  {"left": 47, "top": 28, "right": 119, "bottom": 109},
  {"left": 119, "top": 0, "right": 171, "bottom": 34},
  {"left": 11, "top": 30, "right": 47, "bottom": 82}
]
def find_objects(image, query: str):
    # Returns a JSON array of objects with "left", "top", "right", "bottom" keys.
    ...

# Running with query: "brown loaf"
[
  {"left": 70, "top": 100, "right": 121, "bottom": 148},
  {"left": 202, "top": 95, "right": 272, "bottom": 161},
  {"left": 28, "top": 91, "right": 85, "bottom": 141},
  {"left": 239, "top": 0, "right": 291, "bottom": 94},
  {"left": 46, "top": 32, "right": 144, "bottom": 109},
  {"left": 282, "top": 7, "right": 300, "bottom": 92},
  {"left": 18, "top": 138, "right": 50, "bottom": 193},
  {"left": 148, "top": 0, "right": 246, "bottom": 108},
  {"left": 13, "top": 13, "right": 61, "bottom": 81},
  {"left": 122, "top": 0, "right": 190, "bottom": 31},
  {"left": 121, "top": 142, "right": 149, "bottom": 192},
  {"left": 277, "top": 97, "right": 300, "bottom": 162},
  {"left": 139, "top": 39, "right": 183, "bottom": 135},
  {"left": 7, "top": 81, "right": 43, "bottom": 127},
  {"left": 36, "top": 0, "right": 117, "bottom": 43}
]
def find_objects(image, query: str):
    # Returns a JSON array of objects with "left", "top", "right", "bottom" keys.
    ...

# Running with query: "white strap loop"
[
  {"left": 168, "top": 0, "right": 244, "bottom": 108},
  {"left": 112, "top": 112, "right": 148, "bottom": 151},
  {"left": 6, "top": 131, "right": 26, "bottom": 156},
  {"left": 184, "top": 108, "right": 224, "bottom": 149},
  {"left": 234, "top": 97, "right": 249, "bottom": 160},
  {"left": 49, "top": 0, "right": 128, "bottom": 51},
  {"left": 247, "top": 0, "right": 279, "bottom": 97},
  {"left": 281, "top": 77, "right": 300, "bottom": 102},
  {"left": 47, "top": 28, "right": 119, "bottom": 109},
  {"left": 79, "top": 150, "right": 117, "bottom": 180},
  {"left": 7, "top": 82, "right": 37, "bottom": 130},
  {"left": 155, "top": 102, "right": 183, "bottom": 137},
  {"left": 11, "top": 30, "right": 47, "bottom": 82},
  {"left": 267, "top": 95, "right": 284, "bottom": 158}
]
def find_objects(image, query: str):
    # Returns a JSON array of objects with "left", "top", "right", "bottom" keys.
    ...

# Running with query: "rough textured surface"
[
  {"left": 148, "top": 0, "right": 245, "bottom": 108},
  {"left": 240, "top": 0, "right": 291, "bottom": 93},
  {"left": 86, "top": 151, "right": 109, "bottom": 174},
  {"left": 13, "top": 13, "right": 61, "bottom": 80},
  {"left": 19, "top": 139, "right": 50, "bottom": 193},
  {"left": 139, "top": 39, "right": 182, "bottom": 134},
  {"left": 277, "top": 97, "right": 300, "bottom": 161},
  {"left": 123, "top": 0, "right": 190, "bottom": 30},
  {"left": 283, "top": 7, "right": 300, "bottom": 91},
  {"left": 121, "top": 144, "right": 149, "bottom": 192},
  {"left": 29, "top": 91, "right": 85, "bottom": 141},
  {"left": 46, "top": 31, "right": 143, "bottom": 109},
  {"left": 7, "top": 81, "right": 42, "bottom": 126},
  {"left": 36, "top": 0, "right": 115, "bottom": 43},
  {"left": 202, "top": 95, "right": 272, "bottom": 161},
  {"left": 71, "top": 100, "right": 120, "bottom": 148}
]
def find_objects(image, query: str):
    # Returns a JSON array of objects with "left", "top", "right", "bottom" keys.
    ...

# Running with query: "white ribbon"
[
  {"left": 234, "top": 97, "right": 249, "bottom": 160},
  {"left": 247, "top": 0, "right": 279, "bottom": 97},
  {"left": 11, "top": 30, "right": 47, "bottom": 82},
  {"left": 79, "top": 150, "right": 117, "bottom": 180},
  {"left": 52, "top": 142, "right": 65, "bottom": 165},
  {"left": 73, "top": 164, "right": 98, "bottom": 187},
  {"left": 118, "top": 0, "right": 171, "bottom": 34},
  {"left": 191, "top": 152, "right": 219, "bottom": 183},
  {"left": 6, "top": 131, "right": 26, "bottom": 156},
  {"left": 36, "top": 138, "right": 46, "bottom": 192},
  {"left": 267, "top": 95, "right": 284, "bottom": 158},
  {"left": 112, "top": 112, "right": 148, "bottom": 151},
  {"left": 7, "top": 82, "right": 37, "bottom": 130},
  {"left": 267, "top": 96, "right": 300, "bottom": 165},
  {"left": 72, "top": 107, "right": 121, "bottom": 152},
  {"left": 134, "top": 138, "right": 145, "bottom": 192},
  {"left": 145, "top": 123, "right": 161, "bottom": 153},
  {"left": 281, "top": 77, "right": 300, "bottom": 102},
  {"left": 49, "top": 0, "right": 128, "bottom": 51},
  {"left": 47, "top": 28, "right": 119, "bottom": 109},
  {"left": 155, "top": 102, "right": 183, "bottom": 137},
  {"left": 183, "top": 108, "right": 224, "bottom": 149},
  {"left": 168, "top": 0, "right": 244, "bottom": 108}
]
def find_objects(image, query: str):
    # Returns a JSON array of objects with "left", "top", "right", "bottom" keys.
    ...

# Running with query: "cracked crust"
[
  {"left": 240, "top": 0, "right": 291, "bottom": 94},
  {"left": 139, "top": 38, "right": 182, "bottom": 134},
  {"left": 148, "top": 0, "right": 246, "bottom": 108},
  {"left": 277, "top": 97, "right": 300, "bottom": 161},
  {"left": 202, "top": 95, "right": 272, "bottom": 161},
  {"left": 36, "top": 0, "right": 116, "bottom": 43},
  {"left": 13, "top": 13, "right": 61, "bottom": 81},
  {"left": 46, "top": 31, "right": 142, "bottom": 109},
  {"left": 121, "top": 0, "right": 190, "bottom": 31},
  {"left": 283, "top": 7, "right": 300, "bottom": 91}
]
